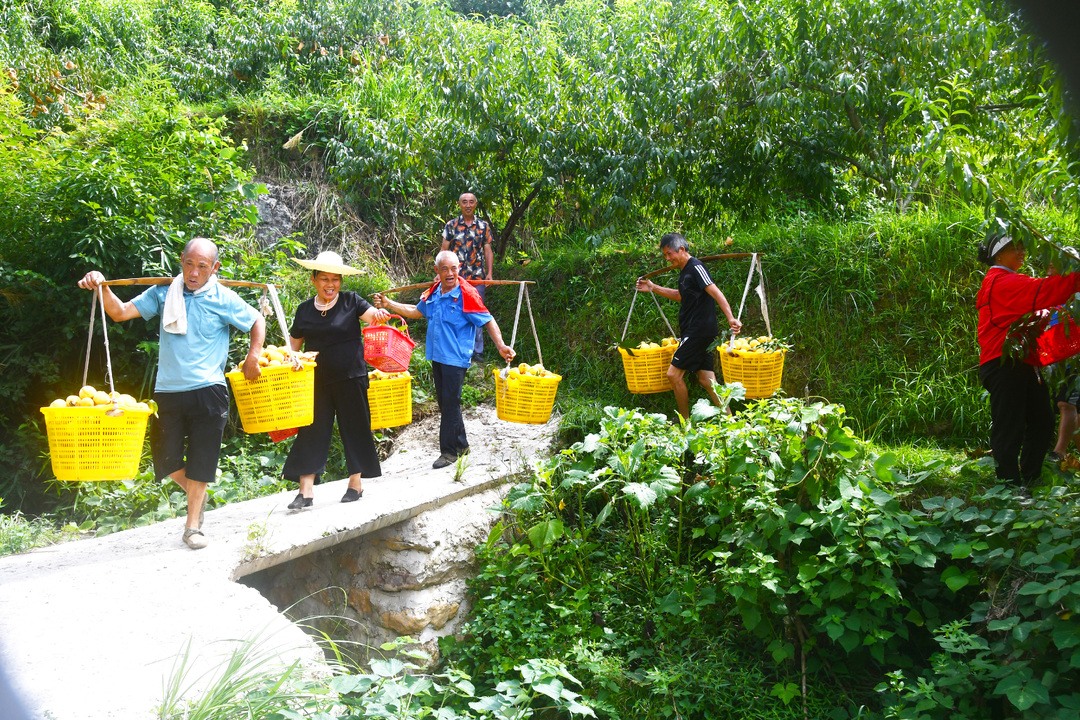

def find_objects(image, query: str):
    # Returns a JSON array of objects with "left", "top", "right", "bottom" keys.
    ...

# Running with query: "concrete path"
[{"left": 0, "top": 405, "right": 557, "bottom": 720}]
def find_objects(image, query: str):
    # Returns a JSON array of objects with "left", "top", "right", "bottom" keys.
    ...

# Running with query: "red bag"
[
  {"left": 1036, "top": 310, "right": 1080, "bottom": 366},
  {"left": 268, "top": 427, "right": 298, "bottom": 442}
]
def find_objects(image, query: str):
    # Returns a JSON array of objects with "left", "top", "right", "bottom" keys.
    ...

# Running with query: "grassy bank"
[{"left": 479, "top": 212, "right": 987, "bottom": 447}]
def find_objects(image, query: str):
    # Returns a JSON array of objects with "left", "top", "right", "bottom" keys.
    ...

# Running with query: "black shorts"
[
  {"left": 1057, "top": 374, "right": 1080, "bottom": 407},
  {"left": 150, "top": 385, "right": 229, "bottom": 484},
  {"left": 671, "top": 336, "right": 716, "bottom": 374}
]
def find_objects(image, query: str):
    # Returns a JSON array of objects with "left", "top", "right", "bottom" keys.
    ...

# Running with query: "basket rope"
[
  {"left": 82, "top": 287, "right": 117, "bottom": 398},
  {"left": 734, "top": 252, "right": 772, "bottom": 337},
  {"left": 619, "top": 288, "right": 676, "bottom": 347},
  {"left": 501, "top": 281, "right": 545, "bottom": 403}
]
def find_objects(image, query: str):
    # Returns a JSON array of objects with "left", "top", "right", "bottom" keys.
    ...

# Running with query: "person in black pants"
[
  {"left": 976, "top": 233, "right": 1080, "bottom": 484},
  {"left": 373, "top": 251, "right": 516, "bottom": 469},
  {"left": 282, "top": 251, "right": 390, "bottom": 509}
]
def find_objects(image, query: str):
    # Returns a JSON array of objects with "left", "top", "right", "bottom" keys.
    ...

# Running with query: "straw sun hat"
[{"left": 290, "top": 251, "right": 362, "bottom": 275}]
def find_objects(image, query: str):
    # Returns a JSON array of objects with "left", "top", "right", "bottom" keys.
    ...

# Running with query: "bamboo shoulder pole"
[
  {"left": 640, "top": 253, "right": 765, "bottom": 280},
  {"left": 380, "top": 279, "right": 536, "bottom": 294},
  {"left": 103, "top": 277, "right": 272, "bottom": 289}
]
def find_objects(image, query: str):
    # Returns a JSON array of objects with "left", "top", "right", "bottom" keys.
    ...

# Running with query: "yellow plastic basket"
[
  {"left": 494, "top": 369, "right": 561, "bottom": 424},
  {"left": 226, "top": 362, "right": 316, "bottom": 433},
  {"left": 618, "top": 345, "right": 677, "bottom": 394},
  {"left": 369, "top": 374, "right": 412, "bottom": 430},
  {"left": 718, "top": 349, "right": 785, "bottom": 399},
  {"left": 40, "top": 405, "right": 153, "bottom": 481}
]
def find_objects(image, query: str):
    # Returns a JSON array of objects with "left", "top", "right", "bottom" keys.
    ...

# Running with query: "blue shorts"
[{"left": 1057, "top": 374, "right": 1080, "bottom": 407}]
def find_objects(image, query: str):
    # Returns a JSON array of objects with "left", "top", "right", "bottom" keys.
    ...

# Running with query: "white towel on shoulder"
[{"left": 162, "top": 274, "right": 217, "bottom": 335}]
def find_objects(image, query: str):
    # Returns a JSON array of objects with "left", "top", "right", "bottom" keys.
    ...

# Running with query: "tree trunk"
[{"left": 492, "top": 182, "right": 543, "bottom": 262}]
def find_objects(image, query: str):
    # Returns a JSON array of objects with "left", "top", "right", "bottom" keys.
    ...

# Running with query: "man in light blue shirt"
[
  {"left": 79, "top": 237, "right": 265, "bottom": 549},
  {"left": 374, "top": 251, "right": 515, "bottom": 468}
]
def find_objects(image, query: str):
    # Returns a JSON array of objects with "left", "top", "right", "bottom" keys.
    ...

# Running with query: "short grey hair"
[
  {"left": 434, "top": 250, "right": 459, "bottom": 267},
  {"left": 659, "top": 233, "right": 689, "bottom": 253},
  {"left": 183, "top": 237, "right": 219, "bottom": 263}
]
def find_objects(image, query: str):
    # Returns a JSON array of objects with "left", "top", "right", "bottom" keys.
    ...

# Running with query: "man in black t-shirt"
[{"left": 636, "top": 233, "right": 742, "bottom": 420}]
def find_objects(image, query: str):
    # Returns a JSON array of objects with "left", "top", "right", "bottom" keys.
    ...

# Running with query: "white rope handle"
[
  {"left": 82, "top": 290, "right": 97, "bottom": 388},
  {"left": 736, "top": 253, "right": 759, "bottom": 322},
  {"left": 80, "top": 287, "right": 116, "bottom": 396},
  {"left": 98, "top": 286, "right": 117, "bottom": 396},
  {"left": 508, "top": 280, "right": 526, "bottom": 358},
  {"left": 504, "top": 281, "right": 544, "bottom": 364},
  {"left": 734, "top": 253, "right": 772, "bottom": 338},
  {"left": 650, "top": 290, "right": 676, "bottom": 339},
  {"left": 619, "top": 289, "right": 639, "bottom": 344},
  {"left": 620, "top": 286, "right": 676, "bottom": 346},
  {"left": 524, "top": 286, "right": 543, "bottom": 366}
]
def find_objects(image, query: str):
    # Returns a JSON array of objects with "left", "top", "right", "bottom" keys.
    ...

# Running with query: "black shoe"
[
  {"left": 287, "top": 493, "right": 313, "bottom": 510},
  {"left": 341, "top": 487, "right": 363, "bottom": 503},
  {"left": 1048, "top": 451, "right": 1064, "bottom": 464},
  {"left": 433, "top": 453, "right": 456, "bottom": 469},
  {"left": 472, "top": 352, "right": 484, "bottom": 363}
]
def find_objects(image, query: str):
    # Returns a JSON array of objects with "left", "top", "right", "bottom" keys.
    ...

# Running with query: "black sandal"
[{"left": 287, "top": 493, "right": 313, "bottom": 510}]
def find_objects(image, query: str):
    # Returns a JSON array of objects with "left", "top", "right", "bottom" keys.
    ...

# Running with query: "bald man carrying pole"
[
  {"left": 79, "top": 237, "right": 266, "bottom": 549},
  {"left": 374, "top": 251, "right": 515, "bottom": 469}
]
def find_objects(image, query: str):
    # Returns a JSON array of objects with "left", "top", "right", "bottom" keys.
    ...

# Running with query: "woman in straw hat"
[{"left": 283, "top": 251, "right": 390, "bottom": 509}]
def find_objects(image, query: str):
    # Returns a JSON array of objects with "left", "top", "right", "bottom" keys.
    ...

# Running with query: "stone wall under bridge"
[{"left": 239, "top": 486, "right": 506, "bottom": 667}]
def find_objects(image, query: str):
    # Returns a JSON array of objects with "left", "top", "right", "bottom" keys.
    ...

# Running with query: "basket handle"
[
  {"left": 619, "top": 287, "right": 676, "bottom": 346},
  {"left": 82, "top": 287, "right": 117, "bottom": 396},
  {"left": 372, "top": 313, "right": 410, "bottom": 340},
  {"left": 735, "top": 253, "right": 772, "bottom": 337}
]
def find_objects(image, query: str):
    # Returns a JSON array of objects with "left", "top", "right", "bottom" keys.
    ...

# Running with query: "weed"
[{"left": 240, "top": 514, "right": 274, "bottom": 563}]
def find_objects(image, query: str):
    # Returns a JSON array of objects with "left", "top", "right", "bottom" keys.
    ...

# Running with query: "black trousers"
[
  {"left": 979, "top": 357, "right": 1053, "bottom": 483},
  {"left": 432, "top": 362, "right": 469, "bottom": 456},
  {"left": 282, "top": 377, "right": 381, "bottom": 483}
]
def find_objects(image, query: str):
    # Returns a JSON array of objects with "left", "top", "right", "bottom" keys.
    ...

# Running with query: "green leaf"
[
  {"left": 621, "top": 482, "right": 658, "bottom": 508},
  {"left": 659, "top": 590, "right": 682, "bottom": 615},
  {"left": 951, "top": 543, "right": 972, "bottom": 559},
  {"left": 527, "top": 519, "right": 564, "bottom": 551},
  {"left": 1001, "top": 676, "right": 1050, "bottom": 711}
]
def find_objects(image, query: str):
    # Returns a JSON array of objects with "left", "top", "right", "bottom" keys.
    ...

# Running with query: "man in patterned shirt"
[
  {"left": 636, "top": 233, "right": 742, "bottom": 421},
  {"left": 441, "top": 192, "right": 494, "bottom": 362}
]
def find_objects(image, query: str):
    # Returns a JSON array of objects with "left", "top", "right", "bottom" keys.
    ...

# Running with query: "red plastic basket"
[
  {"left": 363, "top": 315, "right": 416, "bottom": 373},
  {"left": 1037, "top": 312, "right": 1080, "bottom": 366}
]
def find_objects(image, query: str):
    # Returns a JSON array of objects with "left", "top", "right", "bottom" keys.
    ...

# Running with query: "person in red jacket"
[{"left": 977, "top": 233, "right": 1080, "bottom": 484}]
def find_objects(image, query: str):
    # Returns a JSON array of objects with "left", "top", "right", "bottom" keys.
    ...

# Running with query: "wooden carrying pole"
[
  {"left": 379, "top": 279, "right": 536, "bottom": 295},
  {"left": 103, "top": 277, "right": 271, "bottom": 289},
  {"left": 640, "top": 253, "right": 765, "bottom": 280},
  {"left": 101, "top": 277, "right": 293, "bottom": 350}
]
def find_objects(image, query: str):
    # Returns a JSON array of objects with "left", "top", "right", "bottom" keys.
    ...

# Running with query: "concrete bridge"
[{"left": 0, "top": 407, "right": 557, "bottom": 720}]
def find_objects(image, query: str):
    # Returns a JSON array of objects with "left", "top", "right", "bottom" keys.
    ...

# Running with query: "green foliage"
[
  {"left": 160, "top": 633, "right": 596, "bottom": 719},
  {"left": 453, "top": 397, "right": 1080, "bottom": 717},
  {"left": 0, "top": 503, "right": 86, "bottom": 555}
]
